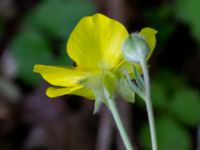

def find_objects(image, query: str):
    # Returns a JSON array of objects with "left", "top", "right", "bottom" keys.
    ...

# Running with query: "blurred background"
[{"left": 0, "top": 0, "right": 200, "bottom": 150}]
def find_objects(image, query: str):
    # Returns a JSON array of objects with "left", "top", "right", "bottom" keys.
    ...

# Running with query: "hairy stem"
[
  {"left": 140, "top": 59, "right": 157, "bottom": 150},
  {"left": 104, "top": 88, "right": 134, "bottom": 150}
]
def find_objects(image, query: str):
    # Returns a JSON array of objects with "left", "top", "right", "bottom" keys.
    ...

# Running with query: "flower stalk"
[
  {"left": 140, "top": 59, "right": 157, "bottom": 150},
  {"left": 104, "top": 87, "right": 134, "bottom": 150}
]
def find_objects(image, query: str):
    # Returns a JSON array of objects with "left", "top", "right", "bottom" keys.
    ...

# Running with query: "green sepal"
[
  {"left": 80, "top": 77, "right": 104, "bottom": 114},
  {"left": 119, "top": 77, "right": 135, "bottom": 103},
  {"left": 133, "top": 65, "right": 144, "bottom": 90},
  {"left": 93, "top": 93, "right": 102, "bottom": 114},
  {"left": 123, "top": 68, "right": 145, "bottom": 100},
  {"left": 92, "top": 86, "right": 104, "bottom": 114},
  {"left": 103, "top": 71, "right": 118, "bottom": 98}
]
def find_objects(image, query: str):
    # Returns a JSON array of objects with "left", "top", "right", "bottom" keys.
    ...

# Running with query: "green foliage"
[
  {"left": 140, "top": 116, "right": 191, "bottom": 150},
  {"left": 151, "top": 71, "right": 200, "bottom": 126},
  {"left": 154, "top": 70, "right": 186, "bottom": 93},
  {"left": 143, "top": 5, "right": 175, "bottom": 48},
  {"left": 174, "top": 0, "right": 200, "bottom": 43},
  {"left": 10, "top": 0, "right": 95, "bottom": 85},
  {"left": 54, "top": 43, "right": 73, "bottom": 66},
  {"left": 11, "top": 29, "right": 53, "bottom": 85},
  {"left": 170, "top": 88, "right": 200, "bottom": 126},
  {"left": 24, "top": 0, "right": 95, "bottom": 39},
  {"left": 151, "top": 81, "right": 168, "bottom": 110}
]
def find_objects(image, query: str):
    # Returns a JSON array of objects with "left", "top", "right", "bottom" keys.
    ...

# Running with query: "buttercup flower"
[{"left": 34, "top": 13, "right": 157, "bottom": 101}]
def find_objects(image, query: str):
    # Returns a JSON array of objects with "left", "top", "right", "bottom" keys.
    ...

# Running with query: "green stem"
[
  {"left": 104, "top": 88, "right": 134, "bottom": 150},
  {"left": 140, "top": 59, "right": 157, "bottom": 150}
]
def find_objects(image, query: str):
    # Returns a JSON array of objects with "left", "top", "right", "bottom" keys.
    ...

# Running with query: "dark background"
[{"left": 0, "top": 0, "right": 200, "bottom": 150}]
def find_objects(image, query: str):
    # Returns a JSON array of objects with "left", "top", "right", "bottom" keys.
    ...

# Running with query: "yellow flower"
[{"left": 34, "top": 13, "right": 157, "bottom": 100}]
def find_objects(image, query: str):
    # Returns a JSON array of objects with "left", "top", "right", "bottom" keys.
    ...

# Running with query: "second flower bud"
[{"left": 122, "top": 33, "right": 150, "bottom": 63}]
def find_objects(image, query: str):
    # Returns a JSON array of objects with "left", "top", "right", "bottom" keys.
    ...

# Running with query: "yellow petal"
[
  {"left": 34, "top": 64, "right": 89, "bottom": 87},
  {"left": 46, "top": 85, "right": 94, "bottom": 99},
  {"left": 139, "top": 27, "right": 158, "bottom": 60},
  {"left": 67, "top": 13, "right": 128, "bottom": 71}
]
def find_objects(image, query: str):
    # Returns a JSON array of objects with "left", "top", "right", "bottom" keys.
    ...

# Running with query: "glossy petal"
[
  {"left": 139, "top": 27, "right": 157, "bottom": 59},
  {"left": 34, "top": 64, "right": 89, "bottom": 87},
  {"left": 67, "top": 13, "right": 128, "bottom": 71},
  {"left": 46, "top": 85, "right": 94, "bottom": 99}
]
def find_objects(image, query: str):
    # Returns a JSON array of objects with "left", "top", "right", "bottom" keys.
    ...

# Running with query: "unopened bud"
[{"left": 122, "top": 33, "right": 150, "bottom": 63}]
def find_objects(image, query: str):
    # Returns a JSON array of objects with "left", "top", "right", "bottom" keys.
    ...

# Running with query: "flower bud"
[{"left": 122, "top": 33, "right": 150, "bottom": 63}]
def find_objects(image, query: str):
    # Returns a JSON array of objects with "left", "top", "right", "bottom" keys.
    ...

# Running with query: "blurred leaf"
[
  {"left": 11, "top": 29, "right": 53, "bottom": 85},
  {"left": 54, "top": 43, "right": 73, "bottom": 66},
  {"left": 174, "top": 0, "right": 200, "bottom": 43},
  {"left": 151, "top": 81, "right": 167, "bottom": 110},
  {"left": 24, "top": 0, "right": 95, "bottom": 39},
  {"left": 144, "top": 5, "right": 175, "bottom": 48},
  {"left": 155, "top": 70, "right": 186, "bottom": 94},
  {"left": 169, "top": 88, "right": 200, "bottom": 126},
  {"left": 140, "top": 116, "right": 191, "bottom": 150},
  {"left": 11, "top": 0, "right": 94, "bottom": 85}
]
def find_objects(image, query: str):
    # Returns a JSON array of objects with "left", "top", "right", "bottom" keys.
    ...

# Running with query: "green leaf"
[
  {"left": 10, "top": 0, "right": 94, "bottom": 86},
  {"left": 155, "top": 70, "right": 186, "bottom": 93},
  {"left": 169, "top": 88, "right": 200, "bottom": 126},
  {"left": 143, "top": 5, "right": 175, "bottom": 48},
  {"left": 54, "top": 43, "right": 73, "bottom": 66},
  {"left": 24, "top": 0, "right": 95, "bottom": 39},
  {"left": 151, "top": 81, "right": 168, "bottom": 110},
  {"left": 174, "top": 0, "right": 200, "bottom": 43},
  {"left": 139, "top": 116, "right": 191, "bottom": 150},
  {"left": 11, "top": 29, "right": 53, "bottom": 85}
]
